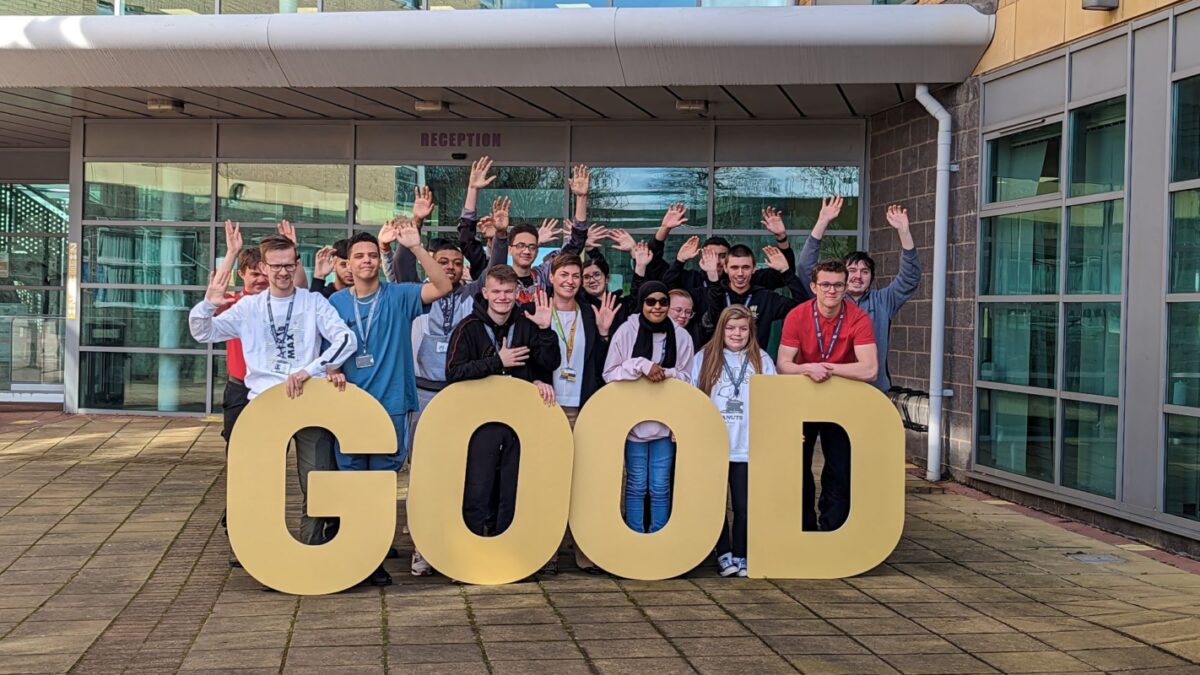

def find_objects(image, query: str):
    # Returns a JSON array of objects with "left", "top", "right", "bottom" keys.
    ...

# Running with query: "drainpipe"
[{"left": 914, "top": 84, "right": 951, "bottom": 482}]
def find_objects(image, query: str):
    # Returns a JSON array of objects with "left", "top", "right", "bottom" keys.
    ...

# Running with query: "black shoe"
[
  {"left": 538, "top": 560, "right": 558, "bottom": 577},
  {"left": 387, "top": 546, "right": 399, "bottom": 559},
  {"left": 367, "top": 566, "right": 393, "bottom": 587},
  {"left": 229, "top": 553, "right": 242, "bottom": 569}
]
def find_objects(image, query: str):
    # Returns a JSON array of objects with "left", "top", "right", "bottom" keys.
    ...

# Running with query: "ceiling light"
[
  {"left": 675, "top": 100, "right": 708, "bottom": 114},
  {"left": 146, "top": 98, "right": 184, "bottom": 114},
  {"left": 415, "top": 100, "right": 447, "bottom": 113}
]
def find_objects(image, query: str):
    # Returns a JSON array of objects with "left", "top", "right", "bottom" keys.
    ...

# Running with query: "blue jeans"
[
  {"left": 623, "top": 437, "right": 675, "bottom": 533},
  {"left": 334, "top": 413, "right": 408, "bottom": 472}
]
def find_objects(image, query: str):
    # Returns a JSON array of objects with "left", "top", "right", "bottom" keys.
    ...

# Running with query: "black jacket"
[
  {"left": 703, "top": 275, "right": 808, "bottom": 350},
  {"left": 309, "top": 278, "right": 339, "bottom": 299},
  {"left": 446, "top": 293, "right": 561, "bottom": 384}
]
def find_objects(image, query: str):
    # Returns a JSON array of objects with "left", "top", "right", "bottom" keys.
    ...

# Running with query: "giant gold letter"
[
  {"left": 408, "top": 378, "right": 575, "bottom": 585},
  {"left": 570, "top": 379, "right": 728, "bottom": 580},
  {"left": 228, "top": 380, "right": 397, "bottom": 595},
  {"left": 748, "top": 376, "right": 904, "bottom": 578}
]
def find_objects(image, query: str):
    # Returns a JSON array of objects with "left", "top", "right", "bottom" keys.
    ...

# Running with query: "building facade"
[{"left": 1, "top": 0, "right": 1198, "bottom": 544}]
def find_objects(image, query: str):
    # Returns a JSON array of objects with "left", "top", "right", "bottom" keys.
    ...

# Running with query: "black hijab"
[{"left": 632, "top": 281, "right": 677, "bottom": 367}]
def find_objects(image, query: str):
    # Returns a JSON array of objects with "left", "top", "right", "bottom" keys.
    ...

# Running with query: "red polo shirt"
[
  {"left": 221, "top": 291, "right": 247, "bottom": 381},
  {"left": 780, "top": 299, "right": 875, "bottom": 365}
]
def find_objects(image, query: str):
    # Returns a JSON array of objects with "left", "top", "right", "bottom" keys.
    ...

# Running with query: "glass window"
[
  {"left": 80, "top": 351, "right": 208, "bottom": 413},
  {"left": 212, "top": 354, "right": 227, "bottom": 412},
  {"left": 84, "top": 163, "right": 212, "bottom": 222},
  {"left": 239, "top": 227, "right": 349, "bottom": 282},
  {"left": 588, "top": 167, "right": 709, "bottom": 231},
  {"left": 617, "top": 0, "right": 695, "bottom": 5},
  {"left": 123, "top": 0, "right": 215, "bottom": 13},
  {"left": 1062, "top": 401, "right": 1118, "bottom": 499},
  {"left": 82, "top": 289, "right": 205, "bottom": 350},
  {"left": 0, "top": 316, "right": 64, "bottom": 389},
  {"left": 1066, "top": 200, "right": 1122, "bottom": 295},
  {"left": 356, "top": 165, "right": 565, "bottom": 228},
  {"left": 1165, "top": 414, "right": 1200, "bottom": 522},
  {"left": 1, "top": 184, "right": 69, "bottom": 234},
  {"left": 1069, "top": 97, "right": 1126, "bottom": 197},
  {"left": 1063, "top": 302, "right": 1120, "bottom": 398},
  {"left": 0, "top": 236, "right": 64, "bottom": 287},
  {"left": 987, "top": 123, "right": 1062, "bottom": 203},
  {"left": 1173, "top": 75, "right": 1200, "bottom": 183},
  {"left": 978, "top": 303, "right": 1057, "bottom": 389},
  {"left": 713, "top": 166, "right": 860, "bottom": 232},
  {"left": 1169, "top": 190, "right": 1200, "bottom": 294},
  {"left": 218, "top": 0, "right": 316, "bottom": 11},
  {"left": 0, "top": 288, "right": 64, "bottom": 318},
  {"left": 83, "top": 225, "right": 211, "bottom": 286},
  {"left": 218, "top": 164, "right": 349, "bottom": 225},
  {"left": 980, "top": 208, "right": 1060, "bottom": 296},
  {"left": 976, "top": 389, "right": 1056, "bottom": 483},
  {"left": 320, "top": 0, "right": 416, "bottom": 9},
  {"left": 1167, "top": 303, "right": 1200, "bottom": 408}
]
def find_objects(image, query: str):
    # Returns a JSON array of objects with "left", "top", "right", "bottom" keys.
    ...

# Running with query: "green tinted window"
[
  {"left": 1062, "top": 401, "right": 1118, "bottom": 499},
  {"left": 714, "top": 166, "right": 859, "bottom": 232},
  {"left": 976, "top": 389, "right": 1056, "bottom": 483},
  {"left": 356, "top": 165, "right": 565, "bottom": 228},
  {"left": 83, "top": 225, "right": 211, "bottom": 286},
  {"left": 1167, "top": 303, "right": 1200, "bottom": 408},
  {"left": 1173, "top": 75, "right": 1200, "bottom": 183},
  {"left": 978, "top": 303, "right": 1057, "bottom": 390},
  {"left": 589, "top": 167, "right": 709, "bottom": 231},
  {"left": 82, "top": 289, "right": 205, "bottom": 350},
  {"left": 980, "top": 209, "right": 1060, "bottom": 296},
  {"left": 1066, "top": 200, "right": 1122, "bottom": 295},
  {"left": 1063, "top": 302, "right": 1121, "bottom": 398},
  {"left": 1070, "top": 97, "right": 1125, "bottom": 197},
  {"left": 80, "top": 351, "right": 208, "bottom": 413},
  {"left": 988, "top": 123, "right": 1062, "bottom": 203},
  {"left": 218, "top": 164, "right": 349, "bottom": 225},
  {"left": 1165, "top": 414, "right": 1200, "bottom": 522},
  {"left": 84, "top": 163, "right": 212, "bottom": 222},
  {"left": 1169, "top": 190, "right": 1200, "bottom": 294}
]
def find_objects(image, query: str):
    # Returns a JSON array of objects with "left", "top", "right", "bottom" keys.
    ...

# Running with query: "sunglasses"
[{"left": 643, "top": 297, "right": 669, "bottom": 308}]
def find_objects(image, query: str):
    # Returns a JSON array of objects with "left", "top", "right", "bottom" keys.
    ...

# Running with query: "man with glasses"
[{"left": 777, "top": 260, "right": 878, "bottom": 533}]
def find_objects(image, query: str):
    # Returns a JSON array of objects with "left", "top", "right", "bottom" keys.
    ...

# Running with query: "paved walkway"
[{"left": 1, "top": 412, "right": 1199, "bottom": 674}]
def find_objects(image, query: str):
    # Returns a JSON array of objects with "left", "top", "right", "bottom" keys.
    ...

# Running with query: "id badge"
[
  {"left": 560, "top": 367, "right": 577, "bottom": 382},
  {"left": 269, "top": 357, "right": 292, "bottom": 376},
  {"left": 435, "top": 339, "right": 449, "bottom": 354},
  {"left": 355, "top": 353, "right": 375, "bottom": 369},
  {"left": 723, "top": 398, "right": 744, "bottom": 415}
]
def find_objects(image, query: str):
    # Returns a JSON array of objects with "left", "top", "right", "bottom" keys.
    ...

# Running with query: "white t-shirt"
[
  {"left": 691, "top": 347, "right": 777, "bottom": 462},
  {"left": 551, "top": 308, "right": 586, "bottom": 408}
]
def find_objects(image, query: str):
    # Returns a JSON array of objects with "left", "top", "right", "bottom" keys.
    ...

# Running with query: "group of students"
[{"left": 188, "top": 157, "right": 921, "bottom": 586}]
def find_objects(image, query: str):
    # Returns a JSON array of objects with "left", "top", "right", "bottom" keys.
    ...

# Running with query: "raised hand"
[
  {"left": 223, "top": 220, "right": 243, "bottom": 255},
  {"left": 569, "top": 164, "right": 590, "bottom": 197},
  {"left": 538, "top": 218, "right": 563, "bottom": 245},
  {"left": 498, "top": 337, "right": 529, "bottom": 369},
  {"left": 818, "top": 196, "right": 844, "bottom": 225},
  {"left": 378, "top": 218, "right": 400, "bottom": 246},
  {"left": 205, "top": 268, "right": 234, "bottom": 309},
  {"left": 478, "top": 215, "right": 498, "bottom": 241},
  {"left": 886, "top": 204, "right": 910, "bottom": 231},
  {"left": 585, "top": 224, "right": 609, "bottom": 251},
  {"left": 761, "top": 207, "right": 786, "bottom": 238},
  {"left": 594, "top": 291, "right": 618, "bottom": 337},
  {"left": 699, "top": 247, "right": 721, "bottom": 279},
  {"left": 676, "top": 235, "right": 700, "bottom": 263},
  {"left": 661, "top": 203, "right": 687, "bottom": 232},
  {"left": 762, "top": 245, "right": 788, "bottom": 273},
  {"left": 524, "top": 288, "right": 553, "bottom": 329},
  {"left": 490, "top": 196, "right": 511, "bottom": 233},
  {"left": 396, "top": 216, "right": 422, "bottom": 250},
  {"left": 314, "top": 246, "right": 336, "bottom": 279},
  {"left": 631, "top": 240, "right": 653, "bottom": 273},
  {"left": 276, "top": 219, "right": 297, "bottom": 245},
  {"left": 469, "top": 156, "right": 496, "bottom": 190},
  {"left": 412, "top": 185, "right": 434, "bottom": 223},
  {"left": 607, "top": 228, "right": 636, "bottom": 253},
  {"left": 533, "top": 380, "right": 557, "bottom": 407}
]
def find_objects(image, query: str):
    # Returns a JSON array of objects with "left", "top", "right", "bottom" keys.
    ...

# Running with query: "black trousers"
[
  {"left": 220, "top": 378, "right": 251, "bottom": 446},
  {"left": 463, "top": 423, "right": 521, "bottom": 537},
  {"left": 716, "top": 461, "right": 749, "bottom": 559},
  {"left": 802, "top": 422, "right": 852, "bottom": 532}
]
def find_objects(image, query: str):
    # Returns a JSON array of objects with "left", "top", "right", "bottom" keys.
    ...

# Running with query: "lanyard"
[
  {"left": 484, "top": 323, "right": 516, "bottom": 355},
  {"left": 551, "top": 306, "right": 578, "bottom": 362},
  {"left": 351, "top": 288, "right": 380, "bottom": 354},
  {"left": 721, "top": 352, "right": 751, "bottom": 399},
  {"left": 266, "top": 294, "right": 296, "bottom": 358},
  {"left": 439, "top": 294, "right": 460, "bottom": 335},
  {"left": 812, "top": 302, "right": 846, "bottom": 362}
]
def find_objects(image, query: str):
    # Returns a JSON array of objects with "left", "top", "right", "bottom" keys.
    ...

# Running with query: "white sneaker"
[
  {"left": 717, "top": 553, "right": 739, "bottom": 577},
  {"left": 411, "top": 549, "right": 433, "bottom": 577},
  {"left": 735, "top": 557, "right": 748, "bottom": 577}
]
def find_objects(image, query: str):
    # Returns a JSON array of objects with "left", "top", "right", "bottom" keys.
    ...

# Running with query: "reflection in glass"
[
  {"left": 356, "top": 165, "right": 565, "bottom": 228},
  {"left": 1, "top": 184, "right": 69, "bottom": 234},
  {"left": 0, "top": 317, "right": 63, "bottom": 391},
  {"left": 1165, "top": 414, "right": 1200, "bottom": 522},
  {"left": 988, "top": 123, "right": 1061, "bottom": 203},
  {"left": 1062, "top": 401, "right": 1118, "bottom": 499},
  {"left": 1063, "top": 302, "right": 1120, "bottom": 398},
  {"left": 83, "top": 226, "right": 210, "bottom": 286},
  {"left": 0, "top": 237, "right": 64, "bottom": 287},
  {"left": 589, "top": 167, "right": 708, "bottom": 230},
  {"left": 212, "top": 354, "right": 227, "bottom": 412},
  {"left": 317, "top": 0, "right": 416, "bottom": 8},
  {"left": 0, "top": 289, "right": 64, "bottom": 317},
  {"left": 123, "top": 0, "right": 215, "bottom": 13},
  {"left": 714, "top": 166, "right": 859, "bottom": 232},
  {"left": 218, "top": 164, "right": 349, "bottom": 225},
  {"left": 1167, "top": 303, "right": 1200, "bottom": 408},
  {"left": 217, "top": 0, "right": 317, "bottom": 11},
  {"left": 80, "top": 351, "right": 208, "bottom": 413},
  {"left": 976, "top": 388, "right": 1055, "bottom": 483},
  {"left": 978, "top": 303, "right": 1057, "bottom": 389},
  {"left": 980, "top": 209, "right": 1060, "bottom": 296},
  {"left": 239, "top": 227, "right": 349, "bottom": 282},
  {"left": 1173, "top": 75, "right": 1200, "bottom": 183},
  {"left": 82, "top": 289, "right": 204, "bottom": 350},
  {"left": 1169, "top": 190, "right": 1200, "bottom": 294},
  {"left": 1066, "top": 200, "right": 1122, "bottom": 295},
  {"left": 1070, "top": 96, "right": 1125, "bottom": 197},
  {"left": 84, "top": 163, "right": 212, "bottom": 222}
]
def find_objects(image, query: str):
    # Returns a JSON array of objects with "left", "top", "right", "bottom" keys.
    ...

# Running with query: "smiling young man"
[
  {"left": 189, "top": 233, "right": 357, "bottom": 548},
  {"left": 310, "top": 238, "right": 354, "bottom": 299},
  {"left": 700, "top": 242, "right": 809, "bottom": 350},
  {"left": 777, "top": 259, "right": 878, "bottom": 533}
]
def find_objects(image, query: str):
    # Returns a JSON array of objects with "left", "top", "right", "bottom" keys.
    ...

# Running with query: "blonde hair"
[{"left": 697, "top": 305, "right": 762, "bottom": 395}]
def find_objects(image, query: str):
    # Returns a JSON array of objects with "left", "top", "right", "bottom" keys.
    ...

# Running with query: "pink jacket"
[{"left": 602, "top": 315, "right": 695, "bottom": 441}]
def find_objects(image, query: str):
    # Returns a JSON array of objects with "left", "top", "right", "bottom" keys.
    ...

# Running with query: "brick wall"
[{"left": 866, "top": 78, "right": 980, "bottom": 478}]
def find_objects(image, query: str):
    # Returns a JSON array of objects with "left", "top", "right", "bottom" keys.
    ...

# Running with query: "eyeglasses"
[
  {"left": 511, "top": 243, "right": 539, "bottom": 252},
  {"left": 643, "top": 297, "right": 669, "bottom": 307},
  {"left": 583, "top": 272, "right": 605, "bottom": 282},
  {"left": 266, "top": 263, "right": 298, "bottom": 273},
  {"left": 669, "top": 307, "right": 693, "bottom": 317},
  {"left": 815, "top": 282, "right": 847, "bottom": 291}
]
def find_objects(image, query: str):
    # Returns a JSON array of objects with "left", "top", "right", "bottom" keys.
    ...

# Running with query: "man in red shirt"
[{"left": 778, "top": 259, "right": 878, "bottom": 532}]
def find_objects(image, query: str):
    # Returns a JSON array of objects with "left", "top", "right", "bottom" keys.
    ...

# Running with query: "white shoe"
[
  {"left": 411, "top": 549, "right": 433, "bottom": 577},
  {"left": 717, "top": 553, "right": 739, "bottom": 577},
  {"left": 735, "top": 557, "right": 748, "bottom": 577}
]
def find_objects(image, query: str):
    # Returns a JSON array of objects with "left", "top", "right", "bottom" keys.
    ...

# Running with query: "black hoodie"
[
  {"left": 702, "top": 272, "right": 810, "bottom": 351},
  {"left": 446, "top": 292, "right": 561, "bottom": 385}
]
